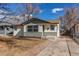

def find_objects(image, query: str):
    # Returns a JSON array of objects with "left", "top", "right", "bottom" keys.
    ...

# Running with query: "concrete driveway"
[{"left": 37, "top": 36, "right": 79, "bottom": 56}]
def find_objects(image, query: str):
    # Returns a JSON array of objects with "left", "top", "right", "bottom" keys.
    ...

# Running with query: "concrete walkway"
[
  {"left": 37, "top": 36, "right": 79, "bottom": 56},
  {"left": 66, "top": 37, "right": 79, "bottom": 56}
]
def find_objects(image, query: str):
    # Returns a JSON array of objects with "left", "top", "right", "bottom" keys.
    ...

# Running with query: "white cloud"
[{"left": 52, "top": 8, "right": 63, "bottom": 13}]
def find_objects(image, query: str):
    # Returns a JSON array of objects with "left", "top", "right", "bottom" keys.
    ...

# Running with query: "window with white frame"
[{"left": 27, "top": 25, "right": 38, "bottom": 32}]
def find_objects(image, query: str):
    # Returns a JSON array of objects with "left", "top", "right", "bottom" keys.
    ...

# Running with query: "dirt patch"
[{"left": 0, "top": 36, "right": 46, "bottom": 55}]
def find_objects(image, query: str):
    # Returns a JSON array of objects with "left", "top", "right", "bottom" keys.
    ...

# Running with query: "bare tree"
[
  {"left": 16, "top": 3, "right": 40, "bottom": 21},
  {"left": 64, "top": 7, "right": 78, "bottom": 29},
  {"left": 26, "top": 4, "right": 40, "bottom": 20},
  {"left": 0, "top": 4, "right": 16, "bottom": 49},
  {"left": 61, "top": 7, "right": 78, "bottom": 35},
  {"left": 64, "top": 7, "right": 78, "bottom": 30},
  {"left": 0, "top": 3, "right": 13, "bottom": 21}
]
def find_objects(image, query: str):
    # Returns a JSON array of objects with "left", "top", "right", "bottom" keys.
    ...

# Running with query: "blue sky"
[{"left": 2, "top": 3, "right": 79, "bottom": 20}]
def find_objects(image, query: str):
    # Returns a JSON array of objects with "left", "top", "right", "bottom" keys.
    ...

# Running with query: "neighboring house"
[
  {"left": 0, "top": 21, "right": 13, "bottom": 36},
  {"left": 0, "top": 15, "right": 26, "bottom": 36},
  {"left": 13, "top": 18, "right": 60, "bottom": 37},
  {"left": 71, "top": 22, "right": 79, "bottom": 43}
]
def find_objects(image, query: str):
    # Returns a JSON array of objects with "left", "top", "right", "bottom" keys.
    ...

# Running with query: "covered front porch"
[{"left": 14, "top": 23, "right": 60, "bottom": 37}]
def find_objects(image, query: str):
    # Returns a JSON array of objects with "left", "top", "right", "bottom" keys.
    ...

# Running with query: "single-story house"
[
  {"left": 13, "top": 18, "right": 60, "bottom": 37},
  {"left": 0, "top": 18, "right": 60, "bottom": 37}
]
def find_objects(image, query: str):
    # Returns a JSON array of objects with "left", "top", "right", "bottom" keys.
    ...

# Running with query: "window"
[
  {"left": 27, "top": 26, "right": 32, "bottom": 32},
  {"left": 28, "top": 26, "right": 32, "bottom": 28},
  {"left": 27, "top": 25, "right": 38, "bottom": 32},
  {"left": 50, "top": 25, "right": 55, "bottom": 30}
]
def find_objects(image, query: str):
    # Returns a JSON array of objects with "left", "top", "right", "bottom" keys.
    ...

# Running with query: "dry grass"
[{"left": 0, "top": 36, "right": 46, "bottom": 55}]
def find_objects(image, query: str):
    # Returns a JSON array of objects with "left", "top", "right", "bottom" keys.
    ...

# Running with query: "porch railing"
[{"left": 24, "top": 32, "right": 57, "bottom": 37}]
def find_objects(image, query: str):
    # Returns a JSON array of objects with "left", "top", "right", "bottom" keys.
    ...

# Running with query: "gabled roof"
[
  {"left": 22, "top": 18, "right": 52, "bottom": 25},
  {"left": 0, "top": 17, "right": 60, "bottom": 26}
]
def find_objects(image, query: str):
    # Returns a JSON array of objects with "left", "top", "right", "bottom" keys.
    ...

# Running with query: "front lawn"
[{"left": 0, "top": 36, "right": 46, "bottom": 55}]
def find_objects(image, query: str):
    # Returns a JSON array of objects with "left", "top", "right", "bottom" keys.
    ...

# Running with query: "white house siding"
[
  {"left": 24, "top": 25, "right": 27, "bottom": 32},
  {"left": 38, "top": 25, "right": 43, "bottom": 32}
]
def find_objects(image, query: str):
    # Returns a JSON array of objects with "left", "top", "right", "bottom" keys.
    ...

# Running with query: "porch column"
[
  {"left": 24, "top": 25, "right": 27, "bottom": 36},
  {"left": 42, "top": 25, "right": 44, "bottom": 37},
  {"left": 38, "top": 25, "right": 44, "bottom": 39},
  {"left": 57, "top": 24, "right": 60, "bottom": 37}
]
